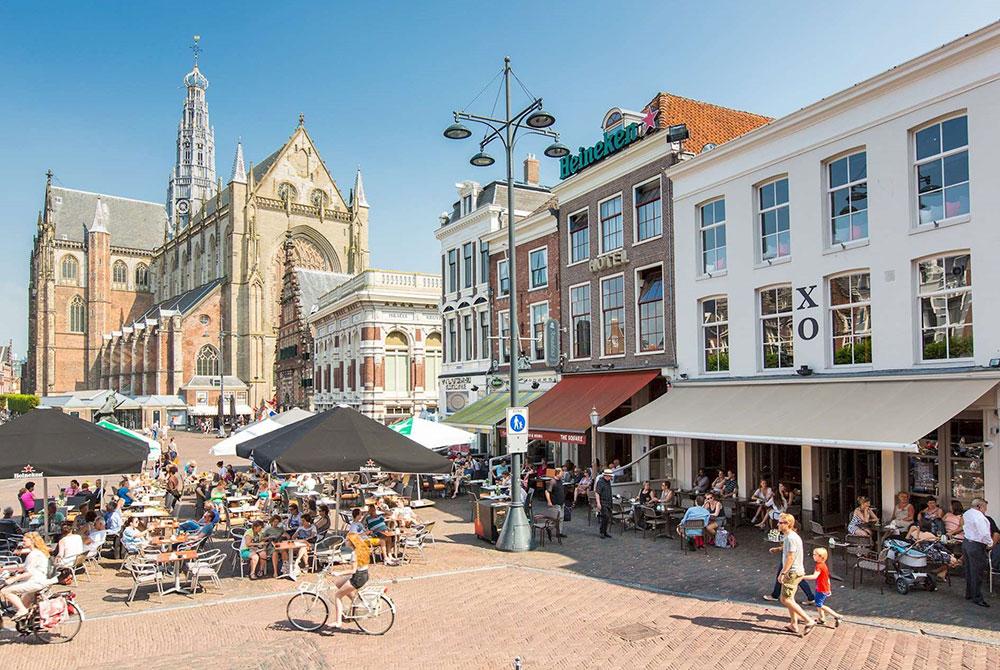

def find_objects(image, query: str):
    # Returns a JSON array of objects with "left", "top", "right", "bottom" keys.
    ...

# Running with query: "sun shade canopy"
[
  {"left": 599, "top": 376, "right": 999, "bottom": 453},
  {"left": 442, "top": 390, "right": 546, "bottom": 431}
]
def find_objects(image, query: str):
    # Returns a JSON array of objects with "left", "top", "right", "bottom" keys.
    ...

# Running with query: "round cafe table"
[
  {"left": 273, "top": 540, "right": 308, "bottom": 581},
  {"left": 156, "top": 549, "right": 198, "bottom": 596}
]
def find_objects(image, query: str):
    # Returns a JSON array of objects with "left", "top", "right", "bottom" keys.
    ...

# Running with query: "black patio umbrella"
[
  {"left": 0, "top": 408, "right": 149, "bottom": 479},
  {"left": 235, "top": 406, "right": 451, "bottom": 475}
]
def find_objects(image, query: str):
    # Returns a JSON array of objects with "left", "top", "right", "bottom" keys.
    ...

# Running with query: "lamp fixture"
[
  {"left": 470, "top": 151, "right": 495, "bottom": 167},
  {"left": 470, "top": 385, "right": 480, "bottom": 392},
  {"left": 796, "top": 365, "right": 813, "bottom": 377},
  {"left": 589, "top": 406, "right": 600, "bottom": 427},
  {"left": 526, "top": 108, "right": 556, "bottom": 129},
  {"left": 531, "top": 381, "right": 540, "bottom": 390},
  {"left": 543, "top": 141, "right": 570, "bottom": 159},
  {"left": 443, "top": 122, "right": 472, "bottom": 140},
  {"left": 989, "top": 358, "right": 1000, "bottom": 369},
  {"left": 666, "top": 123, "right": 689, "bottom": 143}
]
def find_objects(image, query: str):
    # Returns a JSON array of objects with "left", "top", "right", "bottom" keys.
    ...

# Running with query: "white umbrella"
[
  {"left": 389, "top": 416, "right": 476, "bottom": 451},
  {"left": 210, "top": 408, "right": 314, "bottom": 456}
]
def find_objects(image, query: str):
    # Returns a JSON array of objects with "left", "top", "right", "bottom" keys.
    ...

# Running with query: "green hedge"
[{"left": 0, "top": 394, "right": 39, "bottom": 414}]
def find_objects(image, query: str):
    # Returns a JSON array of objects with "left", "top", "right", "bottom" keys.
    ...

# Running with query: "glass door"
[{"left": 949, "top": 415, "right": 984, "bottom": 507}]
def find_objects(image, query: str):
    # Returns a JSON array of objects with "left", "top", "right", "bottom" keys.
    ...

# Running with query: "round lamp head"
[
  {"left": 544, "top": 141, "right": 570, "bottom": 159},
  {"left": 443, "top": 122, "right": 472, "bottom": 140},
  {"left": 526, "top": 109, "right": 556, "bottom": 129},
  {"left": 470, "top": 151, "right": 495, "bottom": 167}
]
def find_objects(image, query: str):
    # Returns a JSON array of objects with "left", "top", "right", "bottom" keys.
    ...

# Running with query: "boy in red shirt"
[{"left": 803, "top": 547, "right": 843, "bottom": 627}]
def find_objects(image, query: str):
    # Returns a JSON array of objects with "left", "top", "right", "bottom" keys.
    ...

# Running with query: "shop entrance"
[
  {"left": 750, "top": 443, "right": 802, "bottom": 495},
  {"left": 696, "top": 440, "right": 737, "bottom": 477},
  {"left": 819, "top": 448, "right": 881, "bottom": 527},
  {"left": 907, "top": 412, "right": 985, "bottom": 510}
]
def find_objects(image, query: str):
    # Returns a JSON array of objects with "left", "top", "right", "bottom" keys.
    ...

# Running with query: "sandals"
[
  {"left": 801, "top": 621, "right": 817, "bottom": 637},
  {"left": 784, "top": 624, "right": 799, "bottom": 635},
  {"left": 833, "top": 616, "right": 843, "bottom": 628}
]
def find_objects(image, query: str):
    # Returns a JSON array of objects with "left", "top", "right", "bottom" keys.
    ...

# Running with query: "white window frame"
[
  {"left": 478, "top": 242, "right": 490, "bottom": 284},
  {"left": 528, "top": 246, "right": 548, "bottom": 290},
  {"left": 447, "top": 249, "right": 458, "bottom": 292},
  {"left": 633, "top": 176, "right": 663, "bottom": 246},
  {"left": 477, "top": 308, "right": 490, "bottom": 361},
  {"left": 462, "top": 242, "right": 474, "bottom": 289},
  {"left": 497, "top": 258, "right": 510, "bottom": 297},
  {"left": 462, "top": 313, "right": 473, "bottom": 361},
  {"left": 916, "top": 252, "right": 973, "bottom": 363},
  {"left": 757, "top": 284, "right": 794, "bottom": 371},
  {"left": 498, "top": 311, "right": 511, "bottom": 364},
  {"left": 597, "top": 192, "right": 624, "bottom": 256},
  {"left": 529, "top": 300, "right": 549, "bottom": 362},
  {"left": 756, "top": 177, "right": 791, "bottom": 264},
  {"left": 567, "top": 207, "right": 590, "bottom": 266},
  {"left": 701, "top": 295, "right": 730, "bottom": 374},
  {"left": 828, "top": 270, "right": 873, "bottom": 367},
  {"left": 599, "top": 272, "right": 626, "bottom": 359},
  {"left": 825, "top": 149, "right": 869, "bottom": 249},
  {"left": 698, "top": 197, "right": 727, "bottom": 277},
  {"left": 633, "top": 262, "right": 665, "bottom": 355},
  {"left": 568, "top": 281, "right": 592, "bottom": 361},
  {"left": 912, "top": 114, "right": 970, "bottom": 228}
]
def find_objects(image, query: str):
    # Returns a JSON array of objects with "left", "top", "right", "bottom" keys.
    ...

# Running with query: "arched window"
[
  {"left": 196, "top": 344, "right": 219, "bottom": 376},
  {"left": 112, "top": 260, "right": 128, "bottom": 288},
  {"left": 384, "top": 331, "right": 410, "bottom": 393},
  {"left": 277, "top": 182, "right": 297, "bottom": 204},
  {"left": 61, "top": 256, "right": 79, "bottom": 284},
  {"left": 424, "top": 332, "right": 442, "bottom": 391},
  {"left": 135, "top": 264, "right": 149, "bottom": 290},
  {"left": 310, "top": 189, "right": 327, "bottom": 209},
  {"left": 68, "top": 295, "right": 85, "bottom": 333}
]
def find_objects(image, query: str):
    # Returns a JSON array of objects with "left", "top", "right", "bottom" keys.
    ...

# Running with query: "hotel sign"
[{"left": 560, "top": 107, "right": 659, "bottom": 180}]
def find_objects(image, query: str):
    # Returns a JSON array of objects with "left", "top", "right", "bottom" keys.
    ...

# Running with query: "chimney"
[{"left": 523, "top": 154, "right": 539, "bottom": 185}]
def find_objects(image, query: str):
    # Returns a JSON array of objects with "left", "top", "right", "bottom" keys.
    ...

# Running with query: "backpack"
[{"left": 714, "top": 528, "right": 730, "bottom": 548}]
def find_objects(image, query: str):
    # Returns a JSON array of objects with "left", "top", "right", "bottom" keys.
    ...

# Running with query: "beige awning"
[{"left": 599, "top": 376, "right": 999, "bottom": 453}]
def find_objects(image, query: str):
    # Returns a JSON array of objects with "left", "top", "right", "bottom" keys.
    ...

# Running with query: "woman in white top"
[
  {"left": 751, "top": 479, "right": 774, "bottom": 528},
  {"left": 55, "top": 524, "right": 85, "bottom": 569},
  {"left": 1, "top": 532, "right": 51, "bottom": 619}
]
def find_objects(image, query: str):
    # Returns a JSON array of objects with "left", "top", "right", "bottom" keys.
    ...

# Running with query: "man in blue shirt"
[{"left": 677, "top": 495, "right": 711, "bottom": 547}]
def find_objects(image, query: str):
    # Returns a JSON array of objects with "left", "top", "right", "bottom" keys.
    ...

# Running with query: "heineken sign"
[{"left": 560, "top": 107, "right": 659, "bottom": 180}]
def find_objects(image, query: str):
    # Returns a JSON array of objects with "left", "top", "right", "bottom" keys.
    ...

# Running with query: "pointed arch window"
[
  {"left": 135, "top": 264, "right": 149, "bottom": 291},
  {"left": 196, "top": 344, "right": 220, "bottom": 376},
  {"left": 277, "top": 182, "right": 297, "bottom": 204},
  {"left": 112, "top": 260, "right": 128, "bottom": 288},
  {"left": 69, "top": 295, "right": 86, "bottom": 333},
  {"left": 61, "top": 255, "right": 79, "bottom": 284}
]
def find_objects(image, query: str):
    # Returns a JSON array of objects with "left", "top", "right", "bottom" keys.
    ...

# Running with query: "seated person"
[
  {"left": 710, "top": 470, "right": 726, "bottom": 495},
  {"left": 657, "top": 481, "right": 675, "bottom": 506},
  {"left": 0, "top": 506, "right": 23, "bottom": 539},
  {"left": 286, "top": 503, "right": 302, "bottom": 532},
  {"left": 46, "top": 501, "right": 65, "bottom": 534},
  {"left": 86, "top": 515, "right": 108, "bottom": 550},
  {"left": 179, "top": 503, "right": 218, "bottom": 535},
  {"left": 55, "top": 523, "right": 85, "bottom": 567},
  {"left": 314, "top": 505, "right": 331, "bottom": 534},
  {"left": 115, "top": 477, "right": 134, "bottom": 507},
  {"left": 749, "top": 480, "right": 773, "bottom": 526},
  {"left": 637, "top": 481, "right": 655, "bottom": 506},
  {"left": 887, "top": 491, "right": 916, "bottom": 532},
  {"left": 104, "top": 501, "right": 123, "bottom": 534},
  {"left": 0, "top": 533, "right": 51, "bottom": 620},
  {"left": 721, "top": 470, "right": 738, "bottom": 499},
  {"left": 693, "top": 469, "right": 711, "bottom": 494},
  {"left": 64, "top": 480, "right": 81, "bottom": 498},
  {"left": 677, "top": 495, "right": 711, "bottom": 546},
  {"left": 291, "top": 513, "right": 318, "bottom": 569},
  {"left": 943, "top": 500, "right": 965, "bottom": 540},
  {"left": 261, "top": 515, "right": 286, "bottom": 577},
  {"left": 120, "top": 517, "right": 148, "bottom": 554},
  {"left": 391, "top": 499, "right": 417, "bottom": 528},
  {"left": 847, "top": 496, "right": 880, "bottom": 536},
  {"left": 365, "top": 504, "right": 396, "bottom": 563},
  {"left": 702, "top": 493, "right": 726, "bottom": 542},
  {"left": 348, "top": 508, "right": 368, "bottom": 535},
  {"left": 573, "top": 469, "right": 593, "bottom": 506},
  {"left": 907, "top": 519, "right": 963, "bottom": 581},
  {"left": 240, "top": 520, "right": 268, "bottom": 579},
  {"left": 917, "top": 497, "right": 945, "bottom": 526}
]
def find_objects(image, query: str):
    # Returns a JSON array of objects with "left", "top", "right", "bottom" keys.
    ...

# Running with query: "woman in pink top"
[{"left": 18, "top": 482, "right": 36, "bottom": 520}]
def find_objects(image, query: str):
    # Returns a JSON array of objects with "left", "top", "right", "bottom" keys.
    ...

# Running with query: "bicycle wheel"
[
  {"left": 286, "top": 593, "right": 329, "bottom": 632},
  {"left": 34, "top": 600, "right": 83, "bottom": 644},
  {"left": 353, "top": 594, "right": 395, "bottom": 635}
]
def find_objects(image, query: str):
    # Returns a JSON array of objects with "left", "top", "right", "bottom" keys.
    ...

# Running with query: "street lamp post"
[
  {"left": 444, "top": 57, "right": 568, "bottom": 553},
  {"left": 589, "top": 406, "right": 600, "bottom": 475}
]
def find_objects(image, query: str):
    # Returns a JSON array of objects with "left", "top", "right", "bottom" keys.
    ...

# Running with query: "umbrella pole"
[
  {"left": 335, "top": 475, "right": 341, "bottom": 532},
  {"left": 416, "top": 474, "right": 423, "bottom": 503},
  {"left": 43, "top": 478, "right": 50, "bottom": 541}
]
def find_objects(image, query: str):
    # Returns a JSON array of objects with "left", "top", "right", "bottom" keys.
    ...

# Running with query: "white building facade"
[
  {"left": 604, "top": 23, "right": 1000, "bottom": 524},
  {"left": 309, "top": 270, "right": 442, "bottom": 423}
]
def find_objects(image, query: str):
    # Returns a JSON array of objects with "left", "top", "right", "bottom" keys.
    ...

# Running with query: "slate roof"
[
  {"left": 445, "top": 180, "right": 552, "bottom": 226},
  {"left": 135, "top": 278, "right": 223, "bottom": 322},
  {"left": 295, "top": 269, "right": 353, "bottom": 316},
  {"left": 252, "top": 148, "right": 281, "bottom": 184},
  {"left": 49, "top": 187, "right": 166, "bottom": 251}
]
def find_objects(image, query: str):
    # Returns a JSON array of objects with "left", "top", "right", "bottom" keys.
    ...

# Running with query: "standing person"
[
  {"left": 961, "top": 498, "right": 993, "bottom": 608},
  {"left": 802, "top": 547, "right": 843, "bottom": 627},
  {"left": 543, "top": 469, "right": 567, "bottom": 539},
  {"left": 595, "top": 469, "right": 614, "bottom": 538},
  {"left": 774, "top": 513, "right": 817, "bottom": 636},
  {"left": 167, "top": 437, "right": 178, "bottom": 464}
]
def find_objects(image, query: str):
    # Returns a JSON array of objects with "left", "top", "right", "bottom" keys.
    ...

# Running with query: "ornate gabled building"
[{"left": 25, "top": 46, "right": 371, "bottom": 420}]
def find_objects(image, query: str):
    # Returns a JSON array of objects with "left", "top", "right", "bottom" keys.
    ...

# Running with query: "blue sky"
[{"left": 0, "top": 2, "right": 996, "bottom": 354}]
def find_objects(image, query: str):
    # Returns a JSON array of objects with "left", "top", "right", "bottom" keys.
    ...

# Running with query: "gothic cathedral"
[{"left": 25, "top": 47, "right": 370, "bottom": 411}]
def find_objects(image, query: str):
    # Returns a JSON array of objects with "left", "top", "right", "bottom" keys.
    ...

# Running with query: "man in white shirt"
[{"left": 961, "top": 498, "right": 993, "bottom": 608}]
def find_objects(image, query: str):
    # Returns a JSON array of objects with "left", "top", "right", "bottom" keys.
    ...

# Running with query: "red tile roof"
[{"left": 647, "top": 92, "right": 772, "bottom": 154}]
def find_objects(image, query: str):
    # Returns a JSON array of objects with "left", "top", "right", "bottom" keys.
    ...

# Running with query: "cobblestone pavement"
[{"left": 2, "top": 431, "right": 998, "bottom": 668}]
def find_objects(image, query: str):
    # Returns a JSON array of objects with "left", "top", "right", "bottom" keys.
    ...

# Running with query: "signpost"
[
  {"left": 506, "top": 407, "right": 528, "bottom": 455},
  {"left": 544, "top": 318, "right": 561, "bottom": 368}
]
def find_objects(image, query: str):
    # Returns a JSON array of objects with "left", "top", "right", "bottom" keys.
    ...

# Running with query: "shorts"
[
  {"left": 780, "top": 571, "right": 804, "bottom": 599},
  {"left": 814, "top": 592, "right": 831, "bottom": 607},
  {"left": 240, "top": 549, "right": 251, "bottom": 560},
  {"left": 350, "top": 569, "right": 369, "bottom": 589}
]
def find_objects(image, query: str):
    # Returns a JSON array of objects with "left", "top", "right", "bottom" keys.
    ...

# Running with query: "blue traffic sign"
[{"left": 509, "top": 414, "right": 526, "bottom": 432}]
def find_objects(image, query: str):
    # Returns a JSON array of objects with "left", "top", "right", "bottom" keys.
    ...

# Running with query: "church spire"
[
  {"left": 89, "top": 197, "right": 109, "bottom": 234},
  {"left": 166, "top": 35, "right": 218, "bottom": 232},
  {"left": 230, "top": 140, "right": 247, "bottom": 184},
  {"left": 352, "top": 166, "right": 368, "bottom": 209}
]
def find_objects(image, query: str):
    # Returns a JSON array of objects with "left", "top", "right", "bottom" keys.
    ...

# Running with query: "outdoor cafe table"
[
  {"left": 273, "top": 540, "right": 308, "bottom": 581},
  {"left": 156, "top": 549, "right": 198, "bottom": 596},
  {"left": 150, "top": 534, "right": 191, "bottom": 551},
  {"left": 227, "top": 495, "right": 254, "bottom": 504},
  {"left": 125, "top": 509, "right": 170, "bottom": 520}
]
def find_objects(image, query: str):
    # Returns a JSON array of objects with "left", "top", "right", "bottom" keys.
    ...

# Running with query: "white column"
[
  {"left": 675, "top": 437, "right": 693, "bottom": 489},
  {"left": 632, "top": 434, "right": 649, "bottom": 481},
  {"left": 800, "top": 445, "right": 814, "bottom": 518},
  {"left": 985, "top": 393, "right": 999, "bottom": 507},
  {"left": 736, "top": 441, "right": 749, "bottom": 498},
  {"left": 880, "top": 450, "right": 899, "bottom": 521}
]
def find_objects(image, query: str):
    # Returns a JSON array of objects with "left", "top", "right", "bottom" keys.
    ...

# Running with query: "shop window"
[
  {"left": 949, "top": 416, "right": 984, "bottom": 507},
  {"left": 830, "top": 271, "right": 872, "bottom": 365},
  {"left": 758, "top": 178, "right": 790, "bottom": 261},
  {"left": 648, "top": 436, "right": 674, "bottom": 482},
  {"left": 570, "top": 284, "right": 591, "bottom": 359},
  {"left": 636, "top": 266, "right": 663, "bottom": 353},
  {"left": 530, "top": 302, "right": 548, "bottom": 361},
  {"left": 759, "top": 286, "right": 793, "bottom": 369},
  {"left": 914, "top": 115, "right": 969, "bottom": 225},
  {"left": 917, "top": 253, "right": 972, "bottom": 360},
  {"left": 635, "top": 179, "right": 662, "bottom": 242},
  {"left": 828, "top": 151, "right": 868, "bottom": 244},
  {"left": 599, "top": 195, "right": 623, "bottom": 253},
  {"left": 702, "top": 296, "right": 729, "bottom": 372},
  {"left": 569, "top": 210, "right": 589, "bottom": 264},
  {"left": 600, "top": 275, "right": 625, "bottom": 356},
  {"left": 699, "top": 198, "right": 726, "bottom": 274}
]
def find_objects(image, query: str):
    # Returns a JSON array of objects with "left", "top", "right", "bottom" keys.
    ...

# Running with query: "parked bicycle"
[
  {"left": 286, "top": 567, "right": 395, "bottom": 635},
  {"left": 0, "top": 569, "right": 84, "bottom": 643}
]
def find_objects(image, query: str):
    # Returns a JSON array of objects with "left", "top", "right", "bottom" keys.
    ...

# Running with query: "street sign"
[
  {"left": 505, "top": 406, "right": 528, "bottom": 454},
  {"left": 544, "top": 318, "right": 561, "bottom": 368}
]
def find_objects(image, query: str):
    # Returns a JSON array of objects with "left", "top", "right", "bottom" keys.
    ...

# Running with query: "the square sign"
[{"left": 506, "top": 406, "right": 528, "bottom": 454}]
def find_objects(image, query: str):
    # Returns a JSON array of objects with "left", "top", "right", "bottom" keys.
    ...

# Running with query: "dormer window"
[{"left": 462, "top": 194, "right": 473, "bottom": 216}]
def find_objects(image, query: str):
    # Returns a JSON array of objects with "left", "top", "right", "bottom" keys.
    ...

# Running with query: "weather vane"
[{"left": 191, "top": 35, "right": 202, "bottom": 65}]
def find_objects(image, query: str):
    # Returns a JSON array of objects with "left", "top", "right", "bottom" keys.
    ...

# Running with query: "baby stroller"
[{"left": 884, "top": 539, "right": 936, "bottom": 595}]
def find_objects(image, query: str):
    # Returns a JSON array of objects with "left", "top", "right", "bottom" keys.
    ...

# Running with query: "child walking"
[{"left": 803, "top": 547, "right": 843, "bottom": 627}]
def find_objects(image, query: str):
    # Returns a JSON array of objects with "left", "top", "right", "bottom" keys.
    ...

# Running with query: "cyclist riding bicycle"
[
  {"left": 0, "top": 532, "right": 52, "bottom": 621},
  {"left": 329, "top": 532, "right": 370, "bottom": 628}
]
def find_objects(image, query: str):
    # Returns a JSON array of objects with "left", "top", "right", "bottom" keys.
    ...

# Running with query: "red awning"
[{"left": 501, "top": 370, "right": 660, "bottom": 440}]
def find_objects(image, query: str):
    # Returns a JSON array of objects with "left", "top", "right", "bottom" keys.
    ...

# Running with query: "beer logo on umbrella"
[{"left": 14, "top": 464, "right": 42, "bottom": 479}]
